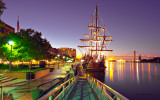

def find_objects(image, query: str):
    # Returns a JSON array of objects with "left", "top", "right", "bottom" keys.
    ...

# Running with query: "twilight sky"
[{"left": 2, "top": 0, "right": 160, "bottom": 57}]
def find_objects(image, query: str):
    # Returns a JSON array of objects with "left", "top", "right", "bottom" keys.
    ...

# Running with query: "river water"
[{"left": 89, "top": 62, "right": 160, "bottom": 100}]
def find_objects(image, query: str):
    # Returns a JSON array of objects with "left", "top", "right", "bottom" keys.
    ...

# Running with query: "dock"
[{"left": 38, "top": 66, "right": 129, "bottom": 100}]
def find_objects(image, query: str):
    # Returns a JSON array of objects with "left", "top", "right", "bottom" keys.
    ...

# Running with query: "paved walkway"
[
  {"left": 67, "top": 66, "right": 98, "bottom": 100},
  {"left": 67, "top": 78, "right": 98, "bottom": 100},
  {"left": 1, "top": 64, "right": 71, "bottom": 100}
]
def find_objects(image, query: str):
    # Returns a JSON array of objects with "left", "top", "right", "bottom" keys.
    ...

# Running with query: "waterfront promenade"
[
  {"left": 67, "top": 66, "right": 99, "bottom": 100},
  {"left": 1, "top": 64, "right": 72, "bottom": 100}
]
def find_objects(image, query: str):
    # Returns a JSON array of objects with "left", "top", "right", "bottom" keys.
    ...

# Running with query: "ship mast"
[
  {"left": 90, "top": 15, "right": 93, "bottom": 56},
  {"left": 95, "top": 4, "right": 98, "bottom": 55},
  {"left": 78, "top": 5, "right": 113, "bottom": 58}
]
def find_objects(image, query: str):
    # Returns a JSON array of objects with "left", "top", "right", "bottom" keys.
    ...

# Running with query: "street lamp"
[
  {"left": 9, "top": 41, "right": 14, "bottom": 46},
  {"left": 63, "top": 56, "right": 65, "bottom": 67},
  {"left": 57, "top": 54, "right": 60, "bottom": 57},
  {"left": 8, "top": 40, "right": 14, "bottom": 70},
  {"left": 57, "top": 54, "right": 60, "bottom": 68}
]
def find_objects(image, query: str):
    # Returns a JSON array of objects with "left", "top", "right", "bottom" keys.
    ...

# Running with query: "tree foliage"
[
  {"left": 0, "top": 28, "right": 52, "bottom": 62},
  {"left": 0, "top": 0, "right": 6, "bottom": 18}
]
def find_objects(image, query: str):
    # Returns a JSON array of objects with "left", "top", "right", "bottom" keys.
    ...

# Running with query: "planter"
[{"left": 1, "top": 69, "right": 50, "bottom": 80}]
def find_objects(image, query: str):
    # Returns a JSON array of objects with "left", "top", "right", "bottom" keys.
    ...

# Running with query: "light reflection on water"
[
  {"left": 105, "top": 62, "right": 159, "bottom": 83},
  {"left": 104, "top": 62, "right": 160, "bottom": 100}
]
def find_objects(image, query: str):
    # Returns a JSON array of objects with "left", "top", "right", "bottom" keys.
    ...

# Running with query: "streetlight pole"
[
  {"left": 63, "top": 56, "right": 65, "bottom": 67},
  {"left": 57, "top": 54, "right": 60, "bottom": 69},
  {"left": 10, "top": 45, "right": 12, "bottom": 70},
  {"left": 9, "top": 40, "right": 14, "bottom": 70}
]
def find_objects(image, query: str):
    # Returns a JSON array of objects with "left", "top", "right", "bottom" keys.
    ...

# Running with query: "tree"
[
  {"left": 19, "top": 29, "right": 52, "bottom": 61},
  {"left": 0, "top": 32, "right": 11, "bottom": 60},
  {"left": 0, "top": 28, "right": 52, "bottom": 69},
  {"left": 0, "top": 0, "right": 6, "bottom": 19}
]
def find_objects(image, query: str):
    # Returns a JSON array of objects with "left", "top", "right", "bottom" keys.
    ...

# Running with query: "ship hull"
[{"left": 83, "top": 60, "right": 106, "bottom": 72}]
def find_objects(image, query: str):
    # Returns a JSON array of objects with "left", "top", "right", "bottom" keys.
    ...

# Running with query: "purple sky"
[{"left": 2, "top": 0, "right": 160, "bottom": 57}]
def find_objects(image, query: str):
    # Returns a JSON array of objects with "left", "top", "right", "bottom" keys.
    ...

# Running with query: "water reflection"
[
  {"left": 105, "top": 61, "right": 114, "bottom": 82},
  {"left": 105, "top": 62, "right": 159, "bottom": 82},
  {"left": 117, "top": 62, "right": 125, "bottom": 81},
  {"left": 155, "top": 66, "right": 157, "bottom": 78},
  {"left": 142, "top": 63, "right": 144, "bottom": 80},
  {"left": 136, "top": 63, "right": 140, "bottom": 84},
  {"left": 148, "top": 63, "right": 151, "bottom": 81},
  {"left": 88, "top": 62, "right": 160, "bottom": 99},
  {"left": 110, "top": 69, "right": 113, "bottom": 82},
  {"left": 105, "top": 62, "right": 160, "bottom": 99},
  {"left": 105, "top": 61, "right": 128, "bottom": 82}
]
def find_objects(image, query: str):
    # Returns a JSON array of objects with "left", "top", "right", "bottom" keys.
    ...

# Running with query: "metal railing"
[
  {"left": 37, "top": 76, "right": 78, "bottom": 100},
  {"left": 38, "top": 67, "right": 128, "bottom": 100},
  {"left": 87, "top": 75, "right": 129, "bottom": 100},
  {"left": 37, "top": 72, "right": 70, "bottom": 89},
  {"left": 37, "top": 73, "right": 70, "bottom": 98},
  {"left": 37, "top": 78, "right": 59, "bottom": 89}
]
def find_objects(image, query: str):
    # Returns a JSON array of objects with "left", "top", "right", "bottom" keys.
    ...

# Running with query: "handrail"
[
  {"left": 38, "top": 66, "right": 128, "bottom": 100},
  {"left": 37, "top": 76, "right": 78, "bottom": 100},
  {"left": 3, "top": 75, "right": 43, "bottom": 87},
  {"left": 53, "top": 76, "right": 77, "bottom": 100},
  {"left": 87, "top": 75, "right": 129, "bottom": 100},
  {"left": 37, "top": 78, "right": 59, "bottom": 89},
  {"left": 2, "top": 78, "right": 18, "bottom": 83},
  {"left": 37, "top": 73, "right": 70, "bottom": 89},
  {"left": 80, "top": 66, "right": 128, "bottom": 100}
]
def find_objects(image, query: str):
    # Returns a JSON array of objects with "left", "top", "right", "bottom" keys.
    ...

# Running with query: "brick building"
[
  {"left": 0, "top": 21, "right": 15, "bottom": 34},
  {"left": 58, "top": 48, "right": 76, "bottom": 58}
]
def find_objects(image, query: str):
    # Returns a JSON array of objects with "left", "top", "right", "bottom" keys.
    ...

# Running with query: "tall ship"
[{"left": 78, "top": 5, "right": 113, "bottom": 71}]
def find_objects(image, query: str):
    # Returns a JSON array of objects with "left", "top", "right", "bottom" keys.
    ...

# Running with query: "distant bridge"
[
  {"left": 107, "top": 50, "right": 157, "bottom": 60},
  {"left": 108, "top": 55, "right": 155, "bottom": 58}
]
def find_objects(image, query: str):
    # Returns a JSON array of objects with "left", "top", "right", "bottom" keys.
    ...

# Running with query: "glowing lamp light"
[
  {"left": 81, "top": 59, "right": 84, "bottom": 62},
  {"left": 9, "top": 41, "right": 14, "bottom": 45},
  {"left": 67, "top": 60, "right": 72, "bottom": 62}
]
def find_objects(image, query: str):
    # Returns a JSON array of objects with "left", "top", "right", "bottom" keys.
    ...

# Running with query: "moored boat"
[{"left": 78, "top": 5, "right": 113, "bottom": 72}]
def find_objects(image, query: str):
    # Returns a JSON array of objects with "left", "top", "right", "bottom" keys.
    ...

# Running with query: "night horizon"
[{"left": 1, "top": 0, "right": 160, "bottom": 57}]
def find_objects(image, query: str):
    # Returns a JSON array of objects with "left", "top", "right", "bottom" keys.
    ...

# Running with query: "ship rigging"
[{"left": 78, "top": 5, "right": 113, "bottom": 60}]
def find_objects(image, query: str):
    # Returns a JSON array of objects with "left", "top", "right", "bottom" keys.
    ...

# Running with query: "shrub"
[
  {"left": 19, "top": 64, "right": 29, "bottom": 69},
  {"left": 0, "top": 64, "right": 10, "bottom": 69}
]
